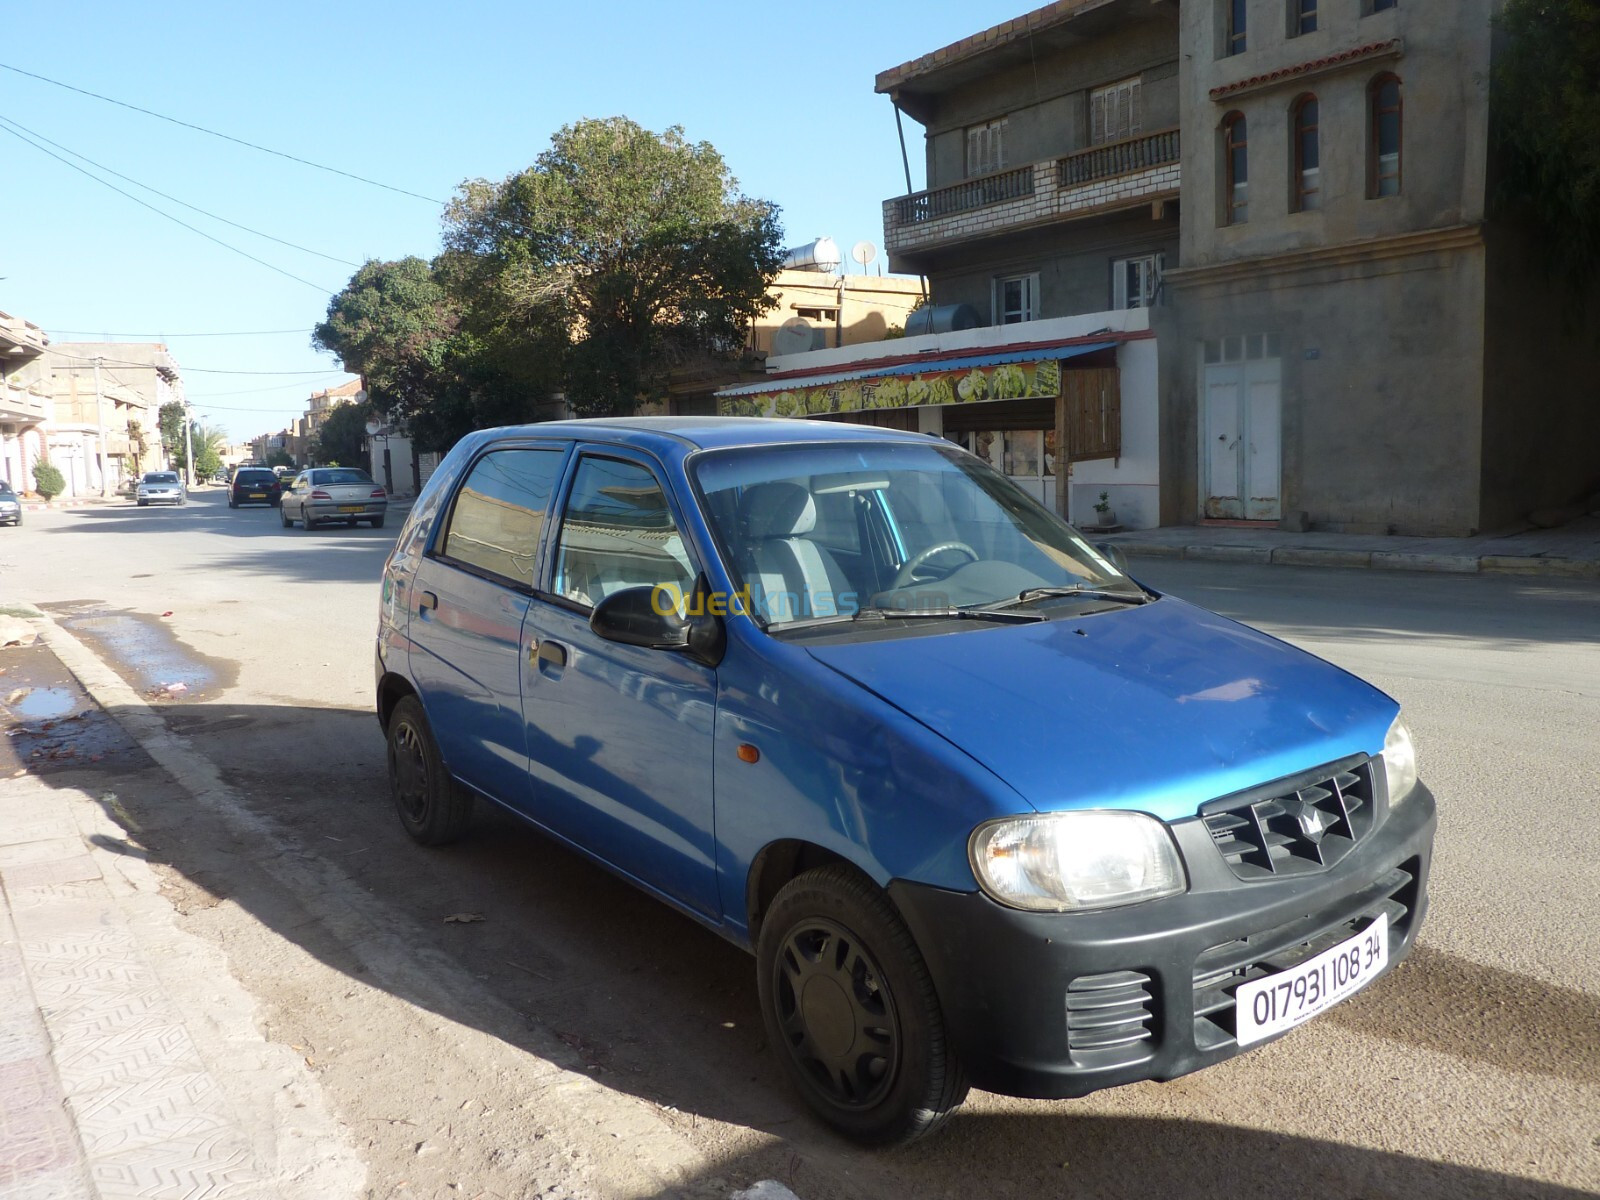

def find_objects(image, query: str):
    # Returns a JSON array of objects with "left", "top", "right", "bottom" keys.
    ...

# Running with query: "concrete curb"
[{"left": 1117, "top": 542, "right": 1600, "bottom": 579}]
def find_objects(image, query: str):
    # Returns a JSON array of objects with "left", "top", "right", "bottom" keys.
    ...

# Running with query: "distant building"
[
  {"left": 304, "top": 379, "right": 364, "bottom": 437},
  {"left": 44, "top": 342, "right": 182, "bottom": 497}
]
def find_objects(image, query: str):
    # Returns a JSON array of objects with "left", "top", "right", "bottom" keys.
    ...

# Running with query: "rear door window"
[{"left": 438, "top": 449, "right": 566, "bottom": 588}]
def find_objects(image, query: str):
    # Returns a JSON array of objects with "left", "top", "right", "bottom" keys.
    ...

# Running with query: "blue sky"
[{"left": 3, "top": 1, "right": 1028, "bottom": 440}]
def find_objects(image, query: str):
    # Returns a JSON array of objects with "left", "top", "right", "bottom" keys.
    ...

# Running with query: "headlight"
[
  {"left": 1383, "top": 717, "right": 1418, "bottom": 806},
  {"left": 969, "top": 810, "right": 1186, "bottom": 912}
]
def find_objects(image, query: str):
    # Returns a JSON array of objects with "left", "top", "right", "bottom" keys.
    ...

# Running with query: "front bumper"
[
  {"left": 889, "top": 782, "right": 1435, "bottom": 1099},
  {"left": 138, "top": 493, "right": 184, "bottom": 504}
]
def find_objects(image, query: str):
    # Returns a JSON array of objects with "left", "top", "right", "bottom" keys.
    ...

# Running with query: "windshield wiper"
[
  {"left": 771, "top": 605, "right": 1045, "bottom": 632},
  {"left": 979, "top": 584, "right": 1151, "bottom": 613}
]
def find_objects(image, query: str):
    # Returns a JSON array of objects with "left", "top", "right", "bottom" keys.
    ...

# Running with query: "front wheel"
[
  {"left": 386, "top": 695, "right": 472, "bottom": 845},
  {"left": 756, "top": 865, "right": 967, "bottom": 1145},
  {"left": 279, "top": 503, "right": 292, "bottom": 528}
]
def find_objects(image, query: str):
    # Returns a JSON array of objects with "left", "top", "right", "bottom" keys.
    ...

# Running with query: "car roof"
[{"left": 462, "top": 416, "right": 937, "bottom": 456}]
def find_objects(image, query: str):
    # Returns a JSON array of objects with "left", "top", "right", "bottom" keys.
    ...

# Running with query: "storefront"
[{"left": 716, "top": 335, "right": 1123, "bottom": 518}]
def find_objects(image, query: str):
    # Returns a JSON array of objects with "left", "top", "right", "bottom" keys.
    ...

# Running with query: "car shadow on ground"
[{"left": 7, "top": 674, "right": 1596, "bottom": 1198}]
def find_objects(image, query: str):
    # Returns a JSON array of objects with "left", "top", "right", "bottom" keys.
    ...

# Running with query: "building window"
[
  {"left": 1291, "top": 0, "right": 1318, "bottom": 35},
  {"left": 1203, "top": 334, "right": 1283, "bottom": 364},
  {"left": 995, "top": 273, "right": 1039, "bottom": 324},
  {"left": 1292, "top": 96, "right": 1321, "bottom": 211},
  {"left": 966, "top": 119, "right": 1007, "bottom": 177},
  {"left": 1363, "top": 0, "right": 1396, "bottom": 13},
  {"left": 1222, "top": 112, "right": 1249, "bottom": 225},
  {"left": 1112, "top": 254, "right": 1164, "bottom": 309},
  {"left": 1226, "top": 0, "right": 1247, "bottom": 55},
  {"left": 1090, "top": 76, "right": 1143, "bottom": 145},
  {"left": 1369, "top": 75, "right": 1402, "bottom": 197}
]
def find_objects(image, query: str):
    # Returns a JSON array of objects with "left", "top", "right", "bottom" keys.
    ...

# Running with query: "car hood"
[{"left": 803, "top": 596, "right": 1396, "bottom": 822}]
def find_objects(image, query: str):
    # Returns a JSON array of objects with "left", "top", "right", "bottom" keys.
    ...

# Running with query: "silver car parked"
[{"left": 279, "top": 467, "right": 387, "bottom": 530}]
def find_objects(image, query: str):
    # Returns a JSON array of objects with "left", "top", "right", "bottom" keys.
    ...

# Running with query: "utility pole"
[
  {"left": 92, "top": 356, "right": 110, "bottom": 498},
  {"left": 183, "top": 401, "right": 194, "bottom": 490}
]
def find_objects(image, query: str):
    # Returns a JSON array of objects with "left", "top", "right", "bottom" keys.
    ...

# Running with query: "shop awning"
[{"left": 716, "top": 340, "right": 1116, "bottom": 418}]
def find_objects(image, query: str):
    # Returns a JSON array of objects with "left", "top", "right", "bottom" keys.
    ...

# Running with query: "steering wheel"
[{"left": 891, "top": 541, "right": 980, "bottom": 590}]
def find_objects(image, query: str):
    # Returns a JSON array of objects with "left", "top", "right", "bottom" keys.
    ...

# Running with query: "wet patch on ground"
[
  {"left": 0, "top": 637, "right": 155, "bottom": 776},
  {"left": 47, "top": 604, "right": 238, "bottom": 703}
]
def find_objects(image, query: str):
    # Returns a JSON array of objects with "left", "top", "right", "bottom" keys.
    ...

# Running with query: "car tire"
[
  {"left": 279, "top": 504, "right": 292, "bottom": 528},
  {"left": 386, "top": 695, "right": 472, "bottom": 846},
  {"left": 137, "top": 499, "right": 147, "bottom": 506},
  {"left": 370, "top": 514, "right": 385, "bottom": 529},
  {"left": 228, "top": 497, "right": 237, "bottom": 509},
  {"left": 756, "top": 864, "right": 968, "bottom": 1146},
  {"left": 302, "top": 510, "right": 316, "bottom": 531}
]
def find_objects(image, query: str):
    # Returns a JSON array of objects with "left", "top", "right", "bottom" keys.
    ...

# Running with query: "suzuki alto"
[{"left": 375, "top": 417, "right": 1435, "bottom": 1144}]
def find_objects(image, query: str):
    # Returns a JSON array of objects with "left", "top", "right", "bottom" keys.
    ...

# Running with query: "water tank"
[
  {"left": 903, "top": 303, "right": 982, "bottom": 336},
  {"left": 781, "top": 237, "right": 842, "bottom": 273}
]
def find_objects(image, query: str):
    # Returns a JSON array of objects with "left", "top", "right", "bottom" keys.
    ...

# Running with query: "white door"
[{"left": 1203, "top": 359, "right": 1281, "bottom": 520}]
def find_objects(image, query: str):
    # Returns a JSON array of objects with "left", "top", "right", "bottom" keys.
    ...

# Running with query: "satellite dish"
[
  {"left": 771, "top": 316, "right": 816, "bottom": 357},
  {"left": 851, "top": 241, "right": 877, "bottom": 272},
  {"left": 364, "top": 418, "right": 383, "bottom": 436}
]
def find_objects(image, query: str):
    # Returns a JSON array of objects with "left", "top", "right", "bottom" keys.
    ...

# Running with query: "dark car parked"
[
  {"left": 0, "top": 480, "right": 21, "bottom": 526},
  {"left": 229, "top": 468, "right": 282, "bottom": 508}
]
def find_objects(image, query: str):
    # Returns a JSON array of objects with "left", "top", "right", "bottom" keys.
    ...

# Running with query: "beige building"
[
  {"left": 304, "top": 379, "right": 364, "bottom": 437},
  {"left": 44, "top": 342, "right": 182, "bottom": 498},
  {"left": 0, "top": 312, "right": 53, "bottom": 492}
]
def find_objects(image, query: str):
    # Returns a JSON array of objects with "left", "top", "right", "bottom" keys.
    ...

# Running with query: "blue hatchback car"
[{"left": 376, "top": 417, "right": 1435, "bottom": 1144}]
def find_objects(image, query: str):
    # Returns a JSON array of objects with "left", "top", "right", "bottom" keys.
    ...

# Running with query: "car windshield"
[
  {"left": 312, "top": 469, "right": 372, "bottom": 486},
  {"left": 143, "top": 473, "right": 179, "bottom": 484},
  {"left": 693, "top": 440, "right": 1140, "bottom": 630},
  {"left": 0, "top": 482, "right": 14, "bottom": 495}
]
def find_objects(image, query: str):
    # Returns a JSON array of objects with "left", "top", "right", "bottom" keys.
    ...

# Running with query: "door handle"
[
  {"left": 417, "top": 590, "right": 437, "bottom": 615},
  {"left": 537, "top": 640, "right": 568, "bottom": 669}
]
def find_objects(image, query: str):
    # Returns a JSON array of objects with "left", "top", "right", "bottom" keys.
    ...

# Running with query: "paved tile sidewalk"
[
  {"left": 0, "top": 763, "right": 362, "bottom": 1200},
  {"left": 1098, "top": 514, "right": 1600, "bottom": 578}
]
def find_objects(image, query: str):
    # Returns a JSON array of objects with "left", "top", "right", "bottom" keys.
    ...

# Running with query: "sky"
[{"left": 2, "top": 0, "right": 1032, "bottom": 442}]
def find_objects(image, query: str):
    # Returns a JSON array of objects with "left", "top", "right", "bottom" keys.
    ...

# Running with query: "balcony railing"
[
  {"left": 1059, "top": 128, "right": 1180, "bottom": 187},
  {"left": 894, "top": 164, "right": 1036, "bottom": 226}
]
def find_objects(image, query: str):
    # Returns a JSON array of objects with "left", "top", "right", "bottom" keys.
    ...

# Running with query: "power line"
[
  {"left": 185, "top": 378, "right": 349, "bottom": 398},
  {"left": 0, "top": 60, "right": 444, "bottom": 204},
  {"left": 48, "top": 327, "right": 312, "bottom": 338},
  {"left": 50, "top": 350, "right": 344, "bottom": 376},
  {"left": 0, "top": 114, "right": 359, "bottom": 268},
  {"left": 0, "top": 121, "right": 337, "bottom": 293}
]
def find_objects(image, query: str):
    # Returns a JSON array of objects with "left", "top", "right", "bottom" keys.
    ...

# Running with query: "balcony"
[
  {"left": 0, "top": 380, "right": 50, "bottom": 424},
  {"left": 884, "top": 128, "right": 1180, "bottom": 263}
]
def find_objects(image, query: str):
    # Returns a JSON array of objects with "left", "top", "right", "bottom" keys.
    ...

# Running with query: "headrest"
[{"left": 739, "top": 482, "right": 816, "bottom": 539}]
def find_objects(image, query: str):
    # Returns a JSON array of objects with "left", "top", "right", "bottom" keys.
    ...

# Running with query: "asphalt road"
[{"left": 4, "top": 488, "right": 1598, "bottom": 1199}]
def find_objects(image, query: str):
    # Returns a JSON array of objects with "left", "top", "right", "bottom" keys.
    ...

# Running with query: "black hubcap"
[
  {"left": 390, "top": 720, "right": 430, "bottom": 822},
  {"left": 772, "top": 918, "right": 899, "bottom": 1110}
]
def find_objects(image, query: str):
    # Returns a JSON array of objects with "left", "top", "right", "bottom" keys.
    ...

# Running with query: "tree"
[
  {"left": 1493, "top": 0, "right": 1600, "bottom": 315},
  {"left": 312, "top": 400, "right": 371, "bottom": 468},
  {"left": 157, "top": 401, "right": 186, "bottom": 465},
  {"left": 265, "top": 448, "right": 295, "bottom": 469},
  {"left": 442, "top": 117, "right": 783, "bottom": 417}
]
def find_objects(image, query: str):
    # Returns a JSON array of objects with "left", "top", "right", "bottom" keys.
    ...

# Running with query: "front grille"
[
  {"left": 1202, "top": 757, "right": 1377, "bottom": 880},
  {"left": 1191, "top": 858, "right": 1418, "bottom": 1049},
  {"left": 1067, "top": 969, "right": 1155, "bottom": 1065}
]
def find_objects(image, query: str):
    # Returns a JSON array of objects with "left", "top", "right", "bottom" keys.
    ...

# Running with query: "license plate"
[
  {"left": 249, "top": 493, "right": 265, "bottom": 499},
  {"left": 337, "top": 505, "right": 363, "bottom": 512},
  {"left": 1235, "top": 913, "right": 1388, "bottom": 1046}
]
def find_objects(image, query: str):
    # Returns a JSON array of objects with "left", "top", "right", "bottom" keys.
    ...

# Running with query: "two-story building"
[
  {"left": 723, "top": 0, "right": 1595, "bottom": 535},
  {"left": 0, "top": 312, "right": 53, "bottom": 491}
]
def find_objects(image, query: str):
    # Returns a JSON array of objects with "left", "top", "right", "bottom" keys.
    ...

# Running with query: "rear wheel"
[
  {"left": 386, "top": 696, "right": 472, "bottom": 845},
  {"left": 302, "top": 509, "right": 316, "bottom": 531},
  {"left": 370, "top": 514, "right": 386, "bottom": 529},
  {"left": 228, "top": 496, "right": 237, "bottom": 509},
  {"left": 756, "top": 865, "right": 967, "bottom": 1145}
]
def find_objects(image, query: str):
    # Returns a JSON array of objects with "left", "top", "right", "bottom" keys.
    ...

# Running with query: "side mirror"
[{"left": 590, "top": 587, "right": 691, "bottom": 650}]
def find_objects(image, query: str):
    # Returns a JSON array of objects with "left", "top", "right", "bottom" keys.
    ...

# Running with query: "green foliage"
[
  {"left": 312, "top": 401, "right": 372, "bottom": 468},
  {"left": 157, "top": 402, "right": 186, "bottom": 457},
  {"left": 32, "top": 461, "right": 65, "bottom": 500},
  {"left": 315, "top": 117, "right": 784, "bottom": 452},
  {"left": 195, "top": 446, "right": 222, "bottom": 479},
  {"left": 265, "top": 448, "right": 295, "bottom": 469},
  {"left": 1493, "top": 0, "right": 1600, "bottom": 314}
]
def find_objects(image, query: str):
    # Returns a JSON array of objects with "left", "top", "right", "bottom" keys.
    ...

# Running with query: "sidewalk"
[
  {"left": 0, "top": 626, "right": 360, "bottom": 1200},
  {"left": 1098, "top": 513, "right": 1600, "bottom": 579}
]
